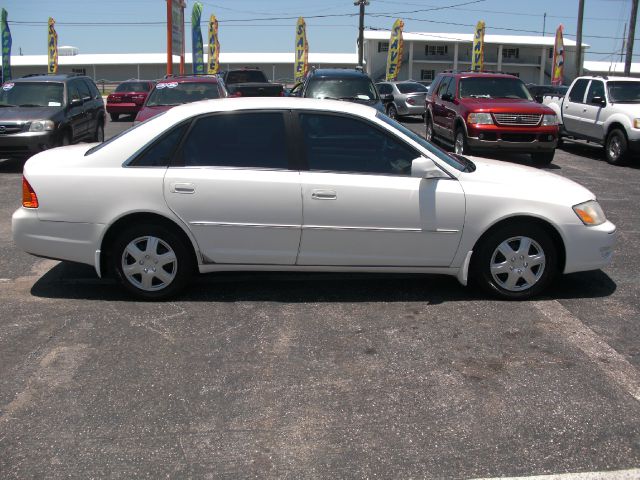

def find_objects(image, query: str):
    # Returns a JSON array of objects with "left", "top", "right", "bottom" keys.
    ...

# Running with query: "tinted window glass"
[
  {"left": 607, "top": 81, "right": 640, "bottom": 103},
  {"left": 225, "top": 70, "right": 267, "bottom": 83},
  {"left": 305, "top": 77, "right": 378, "bottom": 101},
  {"left": 436, "top": 77, "right": 451, "bottom": 98},
  {"left": 444, "top": 77, "right": 457, "bottom": 98},
  {"left": 84, "top": 79, "right": 101, "bottom": 99},
  {"left": 459, "top": 77, "right": 531, "bottom": 99},
  {"left": 73, "top": 79, "right": 92, "bottom": 100},
  {"left": 397, "top": 82, "right": 428, "bottom": 94},
  {"left": 0, "top": 82, "right": 64, "bottom": 107},
  {"left": 568, "top": 79, "right": 589, "bottom": 103},
  {"left": 130, "top": 123, "right": 189, "bottom": 167},
  {"left": 377, "top": 83, "right": 393, "bottom": 95},
  {"left": 300, "top": 113, "right": 418, "bottom": 175},
  {"left": 68, "top": 83, "right": 81, "bottom": 103},
  {"left": 116, "top": 81, "right": 152, "bottom": 93},
  {"left": 586, "top": 80, "right": 605, "bottom": 104},
  {"left": 181, "top": 112, "right": 288, "bottom": 169}
]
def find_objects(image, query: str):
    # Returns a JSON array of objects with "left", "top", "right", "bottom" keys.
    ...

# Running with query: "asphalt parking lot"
[{"left": 0, "top": 114, "right": 639, "bottom": 479}]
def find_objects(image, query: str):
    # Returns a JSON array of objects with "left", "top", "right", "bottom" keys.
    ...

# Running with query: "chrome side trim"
[
  {"left": 189, "top": 221, "right": 460, "bottom": 234},
  {"left": 190, "top": 221, "right": 299, "bottom": 229}
]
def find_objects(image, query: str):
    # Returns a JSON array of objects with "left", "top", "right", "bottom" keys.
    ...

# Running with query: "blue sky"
[{"left": 2, "top": 0, "right": 637, "bottom": 62}]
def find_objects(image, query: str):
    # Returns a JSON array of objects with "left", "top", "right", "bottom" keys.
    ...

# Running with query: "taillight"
[
  {"left": 279, "top": 90, "right": 285, "bottom": 97},
  {"left": 231, "top": 91, "right": 243, "bottom": 98},
  {"left": 22, "top": 177, "right": 38, "bottom": 208},
  {"left": 407, "top": 97, "right": 416, "bottom": 105}
]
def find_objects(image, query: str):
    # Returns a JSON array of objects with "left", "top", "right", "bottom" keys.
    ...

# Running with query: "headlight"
[
  {"left": 467, "top": 112, "right": 493, "bottom": 125},
  {"left": 573, "top": 200, "right": 606, "bottom": 226},
  {"left": 29, "top": 120, "right": 55, "bottom": 132},
  {"left": 542, "top": 114, "right": 558, "bottom": 126},
  {"left": 633, "top": 118, "right": 640, "bottom": 129}
]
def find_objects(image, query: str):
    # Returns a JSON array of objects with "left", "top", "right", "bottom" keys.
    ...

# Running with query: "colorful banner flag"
[
  {"left": 47, "top": 17, "right": 58, "bottom": 74},
  {"left": 1, "top": 9, "right": 12, "bottom": 83},
  {"left": 551, "top": 24, "right": 565, "bottom": 86},
  {"left": 207, "top": 15, "right": 219, "bottom": 74},
  {"left": 191, "top": 2, "right": 204, "bottom": 74},
  {"left": 294, "top": 17, "right": 309, "bottom": 84},
  {"left": 471, "top": 20, "right": 485, "bottom": 72},
  {"left": 385, "top": 19, "right": 404, "bottom": 81}
]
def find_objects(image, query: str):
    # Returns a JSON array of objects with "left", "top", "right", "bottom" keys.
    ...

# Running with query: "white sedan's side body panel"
[
  {"left": 164, "top": 168, "right": 302, "bottom": 265},
  {"left": 298, "top": 172, "right": 465, "bottom": 266}
]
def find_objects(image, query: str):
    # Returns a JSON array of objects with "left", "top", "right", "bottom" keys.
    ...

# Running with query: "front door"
[
  {"left": 164, "top": 111, "right": 302, "bottom": 265},
  {"left": 295, "top": 112, "right": 465, "bottom": 267}
]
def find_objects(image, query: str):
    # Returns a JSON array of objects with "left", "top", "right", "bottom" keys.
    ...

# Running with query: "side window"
[
  {"left": 180, "top": 112, "right": 288, "bottom": 169},
  {"left": 68, "top": 83, "right": 81, "bottom": 104},
  {"left": 436, "top": 77, "right": 451, "bottom": 99},
  {"left": 130, "top": 123, "right": 189, "bottom": 167},
  {"left": 586, "top": 80, "right": 605, "bottom": 104},
  {"left": 445, "top": 77, "right": 457, "bottom": 98},
  {"left": 428, "top": 76, "right": 442, "bottom": 97},
  {"left": 299, "top": 113, "right": 418, "bottom": 176},
  {"left": 74, "top": 79, "right": 91, "bottom": 101},
  {"left": 84, "top": 79, "right": 101, "bottom": 99},
  {"left": 378, "top": 84, "right": 392, "bottom": 95},
  {"left": 568, "top": 79, "right": 589, "bottom": 103}
]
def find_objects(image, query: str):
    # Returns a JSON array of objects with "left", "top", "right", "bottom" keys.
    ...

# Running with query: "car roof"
[
  {"left": 156, "top": 75, "right": 220, "bottom": 84},
  {"left": 444, "top": 72, "right": 521, "bottom": 80},
  {"left": 12, "top": 74, "right": 82, "bottom": 83}
]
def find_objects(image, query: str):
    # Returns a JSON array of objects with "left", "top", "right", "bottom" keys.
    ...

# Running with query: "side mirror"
[
  {"left": 411, "top": 157, "right": 449, "bottom": 179},
  {"left": 591, "top": 96, "right": 606, "bottom": 106},
  {"left": 70, "top": 97, "right": 82, "bottom": 106},
  {"left": 380, "top": 93, "right": 394, "bottom": 102},
  {"left": 441, "top": 93, "right": 453, "bottom": 102}
]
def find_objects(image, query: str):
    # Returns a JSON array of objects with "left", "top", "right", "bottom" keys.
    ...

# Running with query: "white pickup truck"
[{"left": 543, "top": 75, "right": 640, "bottom": 165}]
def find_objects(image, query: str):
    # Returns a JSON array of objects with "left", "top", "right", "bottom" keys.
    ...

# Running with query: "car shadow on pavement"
[
  {"left": 559, "top": 141, "right": 640, "bottom": 169},
  {"left": 30, "top": 261, "right": 616, "bottom": 303},
  {"left": 0, "top": 158, "right": 25, "bottom": 174}
]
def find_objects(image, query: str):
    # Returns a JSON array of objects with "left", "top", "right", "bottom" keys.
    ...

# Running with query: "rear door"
[
  {"left": 562, "top": 78, "right": 589, "bottom": 135},
  {"left": 582, "top": 79, "right": 606, "bottom": 141},
  {"left": 163, "top": 110, "right": 302, "bottom": 265}
]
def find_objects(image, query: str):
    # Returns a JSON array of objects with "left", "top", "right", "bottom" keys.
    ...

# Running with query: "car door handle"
[
  {"left": 311, "top": 189, "right": 337, "bottom": 200},
  {"left": 170, "top": 182, "right": 196, "bottom": 194}
]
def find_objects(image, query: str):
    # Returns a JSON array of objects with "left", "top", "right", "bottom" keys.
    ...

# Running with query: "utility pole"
[
  {"left": 625, "top": 0, "right": 639, "bottom": 76},
  {"left": 620, "top": 22, "right": 627, "bottom": 63},
  {"left": 575, "top": 0, "right": 585, "bottom": 78},
  {"left": 354, "top": 0, "right": 369, "bottom": 67},
  {"left": 543, "top": 12, "right": 547, "bottom": 37}
]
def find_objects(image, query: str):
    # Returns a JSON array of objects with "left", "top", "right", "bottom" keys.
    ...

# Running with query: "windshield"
[
  {"left": 376, "top": 113, "right": 471, "bottom": 172},
  {"left": 145, "top": 82, "right": 221, "bottom": 106},
  {"left": 306, "top": 77, "right": 379, "bottom": 101},
  {"left": 459, "top": 77, "right": 532, "bottom": 100},
  {"left": 115, "top": 81, "right": 151, "bottom": 93},
  {"left": 0, "top": 82, "right": 64, "bottom": 107},
  {"left": 607, "top": 81, "right": 640, "bottom": 103},
  {"left": 397, "top": 82, "right": 428, "bottom": 94}
]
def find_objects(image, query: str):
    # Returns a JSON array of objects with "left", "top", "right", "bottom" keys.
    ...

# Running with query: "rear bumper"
[
  {"left": 397, "top": 103, "right": 426, "bottom": 116},
  {"left": 106, "top": 103, "right": 142, "bottom": 115},
  {"left": 0, "top": 131, "right": 57, "bottom": 159}
]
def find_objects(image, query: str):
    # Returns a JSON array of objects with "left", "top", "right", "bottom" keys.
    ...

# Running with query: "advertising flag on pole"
[
  {"left": 385, "top": 19, "right": 404, "bottom": 81},
  {"left": 191, "top": 2, "right": 204, "bottom": 74},
  {"left": 1, "top": 8, "right": 12, "bottom": 83},
  {"left": 207, "top": 15, "right": 220, "bottom": 74},
  {"left": 47, "top": 17, "right": 58, "bottom": 74},
  {"left": 551, "top": 24, "right": 565, "bottom": 86},
  {"left": 471, "top": 20, "right": 485, "bottom": 72},
  {"left": 294, "top": 17, "right": 308, "bottom": 84}
]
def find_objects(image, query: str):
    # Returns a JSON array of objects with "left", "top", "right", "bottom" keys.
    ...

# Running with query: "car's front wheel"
[
  {"left": 111, "top": 224, "right": 194, "bottom": 300},
  {"left": 531, "top": 151, "right": 555, "bottom": 165},
  {"left": 110, "top": 113, "right": 120, "bottom": 122},
  {"left": 425, "top": 116, "right": 434, "bottom": 142},
  {"left": 471, "top": 223, "right": 558, "bottom": 300},
  {"left": 454, "top": 128, "right": 470, "bottom": 155},
  {"left": 94, "top": 122, "right": 104, "bottom": 142}
]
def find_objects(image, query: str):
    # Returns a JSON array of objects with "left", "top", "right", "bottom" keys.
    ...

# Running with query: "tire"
[
  {"left": 425, "top": 116, "right": 434, "bottom": 142},
  {"left": 111, "top": 224, "right": 194, "bottom": 300},
  {"left": 59, "top": 131, "right": 71, "bottom": 147},
  {"left": 94, "top": 122, "right": 104, "bottom": 142},
  {"left": 387, "top": 104, "right": 398, "bottom": 120},
  {"left": 471, "top": 222, "right": 558, "bottom": 300},
  {"left": 531, "top": 151, "right": 555, "bottom": 165},
  {"left": 454, "top": 128, "right": 470, "bottom": 155},
  {"left": 110, "top": 113, "right": 119, "bottom": 122},
  {"left": 605, "top": 128, "right": 629, "bottom": 166}
]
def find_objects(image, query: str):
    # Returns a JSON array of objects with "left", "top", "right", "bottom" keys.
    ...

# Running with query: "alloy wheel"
[
  {"left": 121, "top": 235, "right": 178, "bottom": 292},
  {"left": 489, "top": 236, "right": 546, "bottom": 292}
]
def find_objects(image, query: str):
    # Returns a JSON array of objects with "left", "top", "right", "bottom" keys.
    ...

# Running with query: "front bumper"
[
  {"left": 563, "top": 220, "right": 616, "bottom": 274},
  {"left": 0, "top": 131, "right": 57, "bottom": 159},
  {"left": 466, "top": 125, "right": 557, "bottom": 153}
]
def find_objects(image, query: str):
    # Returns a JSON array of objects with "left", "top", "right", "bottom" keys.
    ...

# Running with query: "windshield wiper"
[{"left": 18, "top": 103, "right": 43, "bottom": 107}]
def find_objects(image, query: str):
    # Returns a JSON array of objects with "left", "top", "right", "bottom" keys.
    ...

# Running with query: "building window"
[
  {"left": 548, "top": 48, "right": 553, "bottom": 59},
  {"left": 425, "top": 45, "right": 448, "bottom": 56},
  {"left": 71, "top": 68, "right": 86, "bottom": 75},
  {"left": 378, "top": 42, "right": 389, "bottom": 53},
  {"left": 420, "top": 69, "right": 435, "bottom": 80},
  {"left": 502, "top": 48, "right": 519, "bottom": 59}
]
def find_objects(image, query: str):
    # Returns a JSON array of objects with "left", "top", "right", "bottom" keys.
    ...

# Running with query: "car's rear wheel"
[
  {"left": 112, "top": 224, "right": 193, "bottom": 300},
  {"left": 110, "top": 113, "right": 120, "bottom": 122},
  {"left": 425, "top": 116, "right": 434, "bottom": 142},
  {"left": 59, "top": 131, "right": 71, "bottom": 147},
  {"left": 454, "top": 128, "right": 470, "bottom": 155},
  {"left": 531, "top": 151, "right": 555, "bottom": 165},
  {"left": 605, "top": 128, "right": 629, "bottom": 166},
  {"left": 471, "top": 223, "right": 558, "bottom": 300},
  {"left": 387, "top": 104, "right": 398, "bottom": 119}
]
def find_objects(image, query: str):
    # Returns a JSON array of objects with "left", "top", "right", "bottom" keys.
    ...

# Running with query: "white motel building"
[{"left": 5, "top": 30, "right": 637, "bottom": 86}]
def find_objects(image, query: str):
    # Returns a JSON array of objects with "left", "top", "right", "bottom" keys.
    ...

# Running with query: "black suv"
[
  {"left": 0, "top": 73, "right": 106, "bottom": 159},
  {"left": 290, "top": 68, "right": 385, "bottom": 113}
]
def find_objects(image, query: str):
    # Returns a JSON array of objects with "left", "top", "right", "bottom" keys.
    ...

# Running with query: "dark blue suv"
[{"left": 290, "top": 68, "right": 385, "bottom": 113}]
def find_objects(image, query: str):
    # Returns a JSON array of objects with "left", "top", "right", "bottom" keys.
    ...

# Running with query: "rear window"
[
  {"left": 115, "top": 81, "right": 151, "bottom": 93},
  {"left": 396, "top": 82, "right": 428, "bottom": 94},
  {"left": 305, "top": 77, "right": 379, "bottom": 101},
  {"left": 459, "top": 77, "right": 532, "bottom": 100},
  {"left": 146, "top": 82, "right": 221, "bottom": 106},
  {"left": 225, "top": 70, "right": 267, "bottom": 83}
]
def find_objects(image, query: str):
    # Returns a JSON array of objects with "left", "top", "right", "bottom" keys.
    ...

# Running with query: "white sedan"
[{"left": 12, "top": 97, "right": 616, "bottom": 300}]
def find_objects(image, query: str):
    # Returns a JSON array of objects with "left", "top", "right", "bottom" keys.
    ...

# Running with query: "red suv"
[
  {"left": 106, "top": 80, "right": 155, "bottom": 121},
  {"left": 425, "top": 72, "right": 558, "bottom": 164}
]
